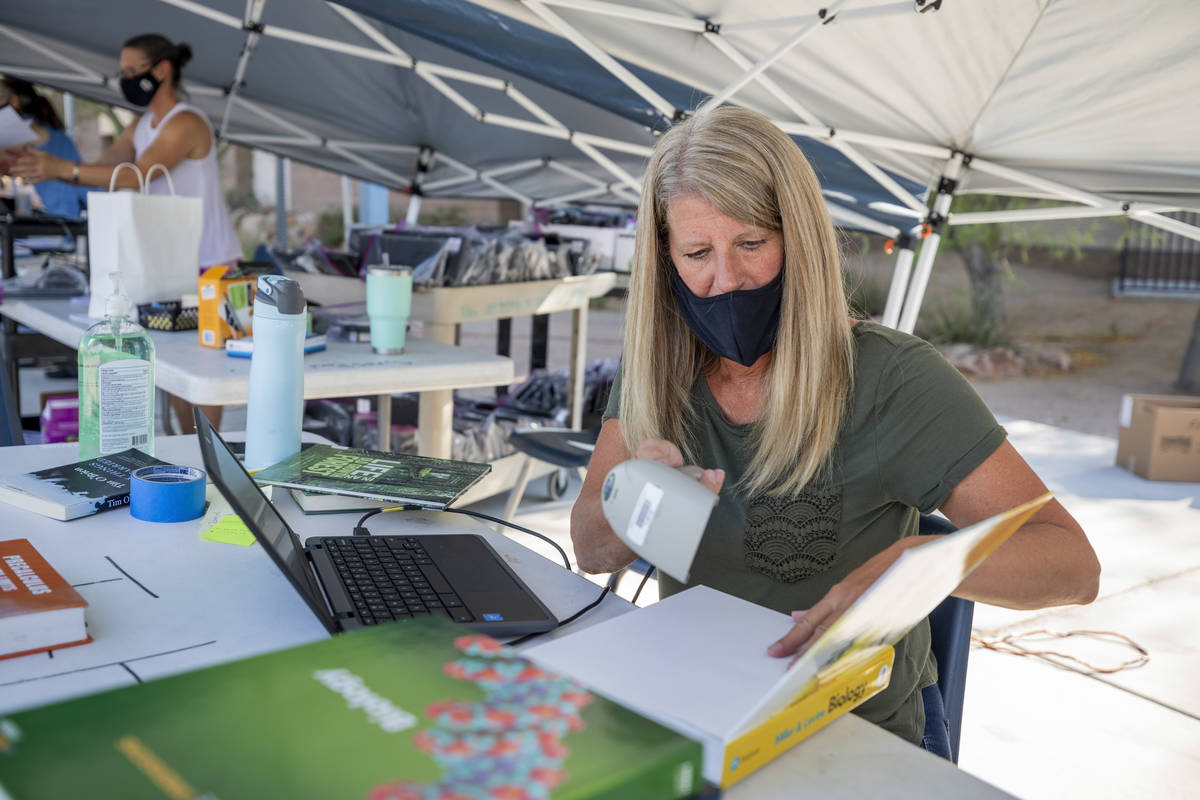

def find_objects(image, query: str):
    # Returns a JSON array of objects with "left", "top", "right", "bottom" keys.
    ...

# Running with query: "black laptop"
[{"left": 194, "top": 410, "right": 558, "bottom": 637}]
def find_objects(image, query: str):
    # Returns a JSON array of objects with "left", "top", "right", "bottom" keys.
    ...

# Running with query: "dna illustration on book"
[{"left": 370, "top": 634, "right": 593, "bottom": 800}]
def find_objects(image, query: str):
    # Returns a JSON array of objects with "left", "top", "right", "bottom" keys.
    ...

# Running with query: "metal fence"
[{"left": 1114, "top": 211, "right": 1200, "bottom": 297}]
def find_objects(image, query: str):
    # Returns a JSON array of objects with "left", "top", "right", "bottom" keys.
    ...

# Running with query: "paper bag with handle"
[{"left": 87, "top": 162, "right": 202, "bottom": 318}]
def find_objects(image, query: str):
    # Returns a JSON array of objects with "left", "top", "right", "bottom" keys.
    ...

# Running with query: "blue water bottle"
[{"left": 244, "top": 275, "right": 306, "bottom": 472}]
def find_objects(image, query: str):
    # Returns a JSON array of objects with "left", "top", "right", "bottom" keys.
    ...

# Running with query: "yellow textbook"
[{"left": 526, "top": 493, "right": 1050, "bottom": 787}]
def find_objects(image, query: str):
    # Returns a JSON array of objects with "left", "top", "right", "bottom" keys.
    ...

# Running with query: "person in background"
[
  {"left": 0, "top": 77, "right": 89, "bottom": 219},
  {"left": 569, "top": 106, "right": 1100, "bottom": 759},
  {"left": 11, "top": 33, "right": 242, "bottom": 433}
]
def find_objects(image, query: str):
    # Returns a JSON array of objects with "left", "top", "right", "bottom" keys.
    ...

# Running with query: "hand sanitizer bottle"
[
  {"left": 244, "top": 275, "right": 306, "bottom": 472},
  {"left": 78, "top": 272, "right": 156, "bottom": 459}
]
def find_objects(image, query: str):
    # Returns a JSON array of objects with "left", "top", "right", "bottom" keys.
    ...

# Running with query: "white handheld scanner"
[{"left": 599, "top": 459, "right": 720, "bottom": 583}]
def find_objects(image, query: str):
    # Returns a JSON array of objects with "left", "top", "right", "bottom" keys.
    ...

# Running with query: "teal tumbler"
[{"left": 365, "top": 266, "right": 413, "bottom": 354}]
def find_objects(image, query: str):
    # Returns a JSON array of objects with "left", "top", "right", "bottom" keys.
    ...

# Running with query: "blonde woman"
[{"left": 570, "top": 107, "right": 1100, "bottom": 757}]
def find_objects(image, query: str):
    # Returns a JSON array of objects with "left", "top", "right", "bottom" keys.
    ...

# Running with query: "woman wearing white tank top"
[{"left": 13, "top": 33, "right": 240, "bottom": 432}]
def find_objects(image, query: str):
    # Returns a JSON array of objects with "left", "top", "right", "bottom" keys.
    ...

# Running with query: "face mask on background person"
[
  {"left": 670, "top": 270, "right": 784, "bottom": 367},
  {"left": 120, "top": 67, "right": 161, "bottom": 106}
]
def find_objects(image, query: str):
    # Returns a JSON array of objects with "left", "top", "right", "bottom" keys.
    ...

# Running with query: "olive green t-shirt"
[{"left": 603, "top": 321, "right": 1006, "bottom": 745}]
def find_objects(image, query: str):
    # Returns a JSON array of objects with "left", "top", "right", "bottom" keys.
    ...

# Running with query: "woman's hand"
[
  {"left": 634, "top": 438, "right": 725, "bottom": 495},
  {"left": 766, "top": 537, "right": 923, "bottom": 660},
  {"left": 9, "top": 148, "right": 66, "bottom": 183}
]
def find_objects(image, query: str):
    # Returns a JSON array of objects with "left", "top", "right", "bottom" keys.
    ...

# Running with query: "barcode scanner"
[{"left": 599, "top": 459, "right": 719, "bottom": 583}]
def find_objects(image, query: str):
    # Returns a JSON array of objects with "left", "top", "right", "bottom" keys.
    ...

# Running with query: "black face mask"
[
  {"left": 670, "top": 269, "right": 783, "bottom": 367},
  {"left": 120, "top": 68, "right": 161, "bottom": 107}
]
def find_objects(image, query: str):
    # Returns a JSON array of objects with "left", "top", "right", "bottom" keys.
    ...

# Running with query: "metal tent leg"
[
  {"left": 897, "top": 153, "right": 965, "bottom": 334},
  {"left": 881, "top": 236, "right": 916, "bottom": 330}
]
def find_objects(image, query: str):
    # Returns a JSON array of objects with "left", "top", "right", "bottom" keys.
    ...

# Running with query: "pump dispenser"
[{"left": 78, "top": 272, "right": 156, "bottom": 458}]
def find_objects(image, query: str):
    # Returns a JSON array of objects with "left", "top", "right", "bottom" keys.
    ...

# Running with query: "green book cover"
[
  {"left": 252, "top": 445, "right": 491, "bottom": 510},
  {"left": 0, "top": 617, "right": 704, "bottom": 800}
]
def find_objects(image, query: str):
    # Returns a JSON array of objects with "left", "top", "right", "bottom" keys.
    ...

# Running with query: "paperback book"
[
  {"left": 252, "top": 444, "right": 491, "bottom": 510},
  {"left": 0, "top": 447, "right": 167, "bottom": 521},
  {"left": 0, "top": 538, "right": 90, "bottom": 659},
  {"left": 0, "top": 616, "right": 704, "bottom": 800},
  {"left": 289, "top": 488, "right": 395, "bottom": 515}
]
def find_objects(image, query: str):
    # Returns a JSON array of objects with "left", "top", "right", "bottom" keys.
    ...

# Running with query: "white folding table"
[
  {"left": 0, "top": 435, "right": 1012, "bottom": 800},
  {"left": 0, "top": 296, "right": 514, "bottom": 453}
]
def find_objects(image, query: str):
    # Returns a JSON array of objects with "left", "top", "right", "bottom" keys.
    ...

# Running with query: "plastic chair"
[
  {"left": 1, "top": 356, "right": 25, "bottom": 446},
  {"left": 919, "top": 513, "right": 974, "bottom": 764},
  {"left": 502, "top": 425, "right": 599, "bottom": 520}
]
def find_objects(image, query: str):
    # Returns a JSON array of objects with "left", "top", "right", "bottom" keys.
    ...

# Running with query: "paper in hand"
[{"left": 0, "top": 105, "right": 39, "bottom": 150}]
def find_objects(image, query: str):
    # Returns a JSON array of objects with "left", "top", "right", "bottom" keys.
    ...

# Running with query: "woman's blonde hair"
[{"left": 619, "top": 106, "right": 854, "bottom": 497}]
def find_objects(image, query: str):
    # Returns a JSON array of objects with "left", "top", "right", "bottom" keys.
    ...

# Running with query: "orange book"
[{"left": 0, "top": 538, "right": 91, "bottom": 660}]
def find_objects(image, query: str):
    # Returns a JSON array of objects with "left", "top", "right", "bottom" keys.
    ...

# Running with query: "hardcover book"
[
  {"left": 252, "top": 444, "right": 491, "bottom": 510},
  {"left": 0, "top": 538, "right": 90, "bottom": 659},
  {"left": 0, "top": 448, "right": 167, "bottom": 521},
  {"left": 0, "top": 617, "right": 703, "bottom": 800}
]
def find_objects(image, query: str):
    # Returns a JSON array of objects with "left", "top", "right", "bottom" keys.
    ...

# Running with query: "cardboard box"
[
  {"left": 1116, "top": 394, "right": 1200, "bottom": 482},
  {"left": 197, "top": 265, "right": 270, "bottom": 348}
]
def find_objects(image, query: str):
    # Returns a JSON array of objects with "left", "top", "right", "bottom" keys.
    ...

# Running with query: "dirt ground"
[{"left": 871, "top": 255, "right": 1200, "bottom": 438}]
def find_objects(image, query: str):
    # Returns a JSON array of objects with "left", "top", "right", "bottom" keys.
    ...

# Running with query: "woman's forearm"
[
  {"left": 952, "top": 522, "right": 1101, "bottom": 609},
  {"left": 569, "top": 490, "right": 637, "bottom": 574},
  {"left": 50, "top": 160, "right": 140, "bottom": 189}
]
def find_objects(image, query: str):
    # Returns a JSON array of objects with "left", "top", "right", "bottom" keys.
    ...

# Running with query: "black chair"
[
  {"left": 502, "top": 425, "right": 600, "bottom": 520},
  {"left": 919, "top": 513, "right": 974, "bottom": 764},
  {"left": 0, "top": 356, "right": 25, "bottom": 446}
]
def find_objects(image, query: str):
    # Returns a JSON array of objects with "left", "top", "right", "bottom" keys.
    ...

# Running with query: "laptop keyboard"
[{"left": 321, "top": 536, "right": 474, "bottom": 625}]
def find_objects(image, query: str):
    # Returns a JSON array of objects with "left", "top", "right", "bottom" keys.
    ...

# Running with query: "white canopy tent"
[
  {"left": 0, "top": 0, "right": 925, "bottom": 235},
  {"left": 345, "top": 0, "right": 1200, "bottom": 331},
  {"left": 2, "top": 0, "right": 1197, "bottom": 332}
]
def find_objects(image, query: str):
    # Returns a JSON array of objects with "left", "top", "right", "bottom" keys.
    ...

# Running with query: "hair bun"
[{"left": 175, "top": 43, "right": 193, "bottom": 69}]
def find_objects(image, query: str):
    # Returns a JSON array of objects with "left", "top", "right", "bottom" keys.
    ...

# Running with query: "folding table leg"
[{"left": 503, "top": 455, "right": 536, "bottom": 522}]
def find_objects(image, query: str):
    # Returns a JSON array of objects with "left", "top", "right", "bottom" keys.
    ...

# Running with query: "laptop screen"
[{"left": 193, "top": 410, "right": 337, "bottom": 633}]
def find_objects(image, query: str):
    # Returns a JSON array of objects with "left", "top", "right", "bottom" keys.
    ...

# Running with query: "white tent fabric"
[
  {"left": 436, "top": 0, "right": 1200, "bottom": 328},
  {"left": 3, "top": 0, "right": 1197, "bottom": 326},
  {"left": 0, "top": 0, "right": 928, "bottom": 233},
  {"left": 459, "top": 0, "right": 1200, "bottom": 215}
]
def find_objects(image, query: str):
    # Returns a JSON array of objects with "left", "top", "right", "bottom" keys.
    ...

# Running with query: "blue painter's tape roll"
[{"left": 130, "top": 465, "right": 207, "bottom": 523}]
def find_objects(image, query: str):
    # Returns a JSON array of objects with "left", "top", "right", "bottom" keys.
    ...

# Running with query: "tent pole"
[
  {"left": 340, "top": 175, "right": 354, "bottom": 249},
  {"left": 897, "top": 153, "right": 965, "bottom": 334},
  {"left": 881, "top": 233, "right": 916, "bottom": 329},
  {"left": 700, "top": 1, "right": 850, "bottom": 111},
  {"left": 1131, "top": 212, "right": 1200, "bottom": 245},
  {"left": 218, "top": 0, "right": 266, "bottom": 140},
  {"left": 274, "top": 155, "right": 288, "bottom": 249},
  {"left": 522, "top": 0, "right": 676, "bottom": 119},
  {"left": 63, "top": 92, "right": 75, "bottom": 140},
  {"left": 702, "top": 30, "right": 926, "bottom": 214},
  {"left": 405, "top": 196, "right": 422, "bottom": 226}
]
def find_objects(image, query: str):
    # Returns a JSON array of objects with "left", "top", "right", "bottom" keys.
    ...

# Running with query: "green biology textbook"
[
  {"left": 250, "top": 445, "right": 491, "bottom": 509},
  {"left": 0, "top": 617, "right": 702, "bottom": 799}
]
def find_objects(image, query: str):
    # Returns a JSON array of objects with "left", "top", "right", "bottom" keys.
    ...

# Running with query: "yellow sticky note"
[
  {"left": 202, "top": 516, "right": 257, "bottom": 546},
  {"left": 198, "top": 484, "right": 270, "bottom": 546}
]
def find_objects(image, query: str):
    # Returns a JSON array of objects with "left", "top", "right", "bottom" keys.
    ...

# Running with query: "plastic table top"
[
  {"left": 0, "top": 297, "right": 514, "bottom": 406},
  {"left": 0, "top": 435, "right": 1011, "bottom": 800}
]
